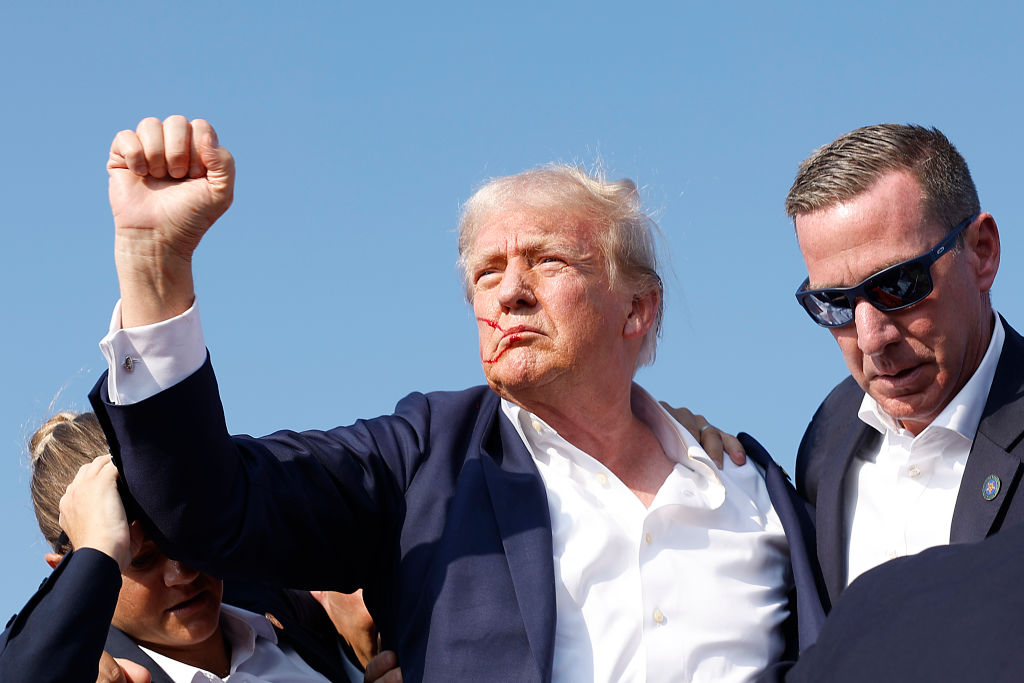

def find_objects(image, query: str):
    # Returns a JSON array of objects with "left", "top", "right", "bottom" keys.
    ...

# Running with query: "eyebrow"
[{"left": 468, "top": 233, "right": 595, "bottom": 269}]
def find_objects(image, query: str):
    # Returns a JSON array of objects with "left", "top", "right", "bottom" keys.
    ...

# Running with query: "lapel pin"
[{"left": 982, "top": 474, "right": 1001, "bottom": 501}]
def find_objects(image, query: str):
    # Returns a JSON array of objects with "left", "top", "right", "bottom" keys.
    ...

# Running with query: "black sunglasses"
[{"left": 795, "top": 214, "right": 979, "bottom": 328}]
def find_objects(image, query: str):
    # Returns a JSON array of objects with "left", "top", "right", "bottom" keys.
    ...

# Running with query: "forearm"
[
  {"left": 0, "top": 550, "right": 121, "bottom": 682},
  {"left": 89, "top": 359, "right": 414, "bottom": 590},
  {"left": 114, "top": 231, "right": 196, "bottom": 328}
]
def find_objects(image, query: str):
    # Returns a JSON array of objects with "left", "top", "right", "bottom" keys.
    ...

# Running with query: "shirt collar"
[
  {"left": 500, "top": 383, "right": 725, "bottom": 506},
  {"left": 858, "top": 311, "right": 1005, "bottom": 441},
  {"left": 139, "top": 605, "right": 278, "bottom": 682}
]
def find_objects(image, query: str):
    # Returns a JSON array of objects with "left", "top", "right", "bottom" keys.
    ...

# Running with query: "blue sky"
[{"left": 3, "top": 1, "right": 1023, "bottom": 619}]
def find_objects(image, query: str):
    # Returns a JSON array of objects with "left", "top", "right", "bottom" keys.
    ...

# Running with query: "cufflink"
[
  {"left": 122, "top": 356, "right": 140, "bottom": 372},
  {"left": 983, "top": 474, "right": 1001, "bottom": 501}
]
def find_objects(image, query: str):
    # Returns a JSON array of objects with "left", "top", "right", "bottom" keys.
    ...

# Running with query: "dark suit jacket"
[
  {"left": 796, "top": 315, "right": 1024, "bottom": 605},
  {"left": 89, "top": 357, "right": 826, "bottom": 681},
  {"left": 0, "top": 548, "right": 356, "bottom": 682},
  {"left": 780, "top": 520, "right": 1024, "bottom": 683}
]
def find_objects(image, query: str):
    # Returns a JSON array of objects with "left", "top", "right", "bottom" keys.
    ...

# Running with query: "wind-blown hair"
[
  {"left": 28, "top": 411, "right": 107, "bottom": 554},
  {"left": 785, "top": 124, "right": 980, "bottom": 235},
  {"left": 457, "top": 164, "right": 664, "bottom": 368}
]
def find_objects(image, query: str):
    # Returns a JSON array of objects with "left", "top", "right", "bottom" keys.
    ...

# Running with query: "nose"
[
  {"left": 853, "top": 299, "right": 902, "bottom": 357},
  {"left": 497, "top": 260, "right": 537, "bottom": 310},
  {"left": 163, "top": 558, "right": 201, "bottom": 586}
]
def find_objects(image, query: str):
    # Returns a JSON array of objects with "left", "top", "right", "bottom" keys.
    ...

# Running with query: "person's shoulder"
[
  {"left": 816, "top": 375, "right": 863, "bottom": 415},
  {"left": 398, "top": 385, "right": 498, "bottom": 416}
]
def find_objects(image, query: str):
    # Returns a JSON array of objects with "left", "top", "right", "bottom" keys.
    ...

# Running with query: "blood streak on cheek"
[{"left": 477, "top": 318, "right": 523, "bottom": 364}]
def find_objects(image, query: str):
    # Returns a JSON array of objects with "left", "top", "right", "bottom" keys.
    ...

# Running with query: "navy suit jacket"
[
  {"left": 0, "top": 548, "right": 356, "bottom": 682},
  {"left": 781, "top": 519, "right": 1024, "bottom": 682},
  {"left": 796, "top": 315, "right": 1024, "bottom": 605},
  {"left": 90, "top": 357, "right": 827, "bottom": 681}
]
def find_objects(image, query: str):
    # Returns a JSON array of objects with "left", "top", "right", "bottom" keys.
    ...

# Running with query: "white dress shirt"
[
  {"left": 844, "top": 314, "right": 1005, "bottom": 585},
  {"left": 139, "top": 605, "right": 331, "bottom": 683},
  {"left": 504, "top": 388, "right": 791, "bottom": 683},
  {"left": 102, "top": 300, "right": 792, "bottom": 682}
]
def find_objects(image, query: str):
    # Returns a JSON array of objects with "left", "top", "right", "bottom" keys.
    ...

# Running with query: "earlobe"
[{"left": 44, "top": 552, "right": 64, "bottom": 569}]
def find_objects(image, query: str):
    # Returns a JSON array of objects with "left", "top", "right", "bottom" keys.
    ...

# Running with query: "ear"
[
  {"left": 624, "top": 287, "right": 660, "bottom": 340},
  {"left": 44, "top": 553, "right": 64, "bottom": 569},
  {"left": 967, "top": 212, "right": 1000, "bottom": 293}
]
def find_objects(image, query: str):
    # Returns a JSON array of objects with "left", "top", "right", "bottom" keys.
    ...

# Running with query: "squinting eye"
[
  {"left": 130, "top": 551, "right": 158, "bottom": 570},
  {"left": 475, "top": 270, "right": 501, "bottom": 286}
]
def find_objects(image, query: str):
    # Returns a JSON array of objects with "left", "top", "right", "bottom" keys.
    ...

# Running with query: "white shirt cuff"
[{"left": 99, "top": 299, "right": 207, "bottom": 405}]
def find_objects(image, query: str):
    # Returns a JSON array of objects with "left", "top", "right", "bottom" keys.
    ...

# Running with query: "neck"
[
  {"left": 143, "top": 626, "right": 231, "bottom": 677},
  {"left": 511, "top": 382, "right": 674, "bottom": 506}
]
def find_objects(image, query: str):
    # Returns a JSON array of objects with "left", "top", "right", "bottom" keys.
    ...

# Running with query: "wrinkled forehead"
[{"left": 467, "top": 206, "right": 602, "bottom": 257}]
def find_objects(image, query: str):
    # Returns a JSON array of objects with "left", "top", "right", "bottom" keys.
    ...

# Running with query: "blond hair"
[
  {"left": 457, "top": 164, "right": 664, "bottom": 368},
  {"left": 29, "top": 412, "right": 108, "bottom": 553}
]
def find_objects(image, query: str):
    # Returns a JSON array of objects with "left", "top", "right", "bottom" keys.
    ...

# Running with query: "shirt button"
[
  {"left": 653, "top": 608, "right": 666, "bottom": 624},
  {"left": 531, "top": 420, "right": 543, "bottom": 433},
  {"left": 889, "top": 549, "right": 900, "bottom": 559},
  {"left": 645, "top": 532, "right": 652, "bottom": 544},
  {"left": 596, "top": 473, "right": 608, "bottom": 486},
  {"left": 908, "top": 465, "right": 921, "bottom": 478}
]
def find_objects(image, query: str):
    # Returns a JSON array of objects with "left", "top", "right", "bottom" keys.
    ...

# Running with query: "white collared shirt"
[
  {"left": 844, "top": 314, "right": 1005, "bottom": 585},
  {"left": 504, "top": 388, "right": 791, "bottom": 683},
  {"left": 139, "top": 604, "right": 332, "bottom": 683},
  {"left": 102, "top": 301, "right": 792, "bottom": 681}
]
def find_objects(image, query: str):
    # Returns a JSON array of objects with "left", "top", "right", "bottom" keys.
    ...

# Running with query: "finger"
[
  {"left": 723, "top": 433, "right": 747, "bottom": 466},
  {"left": 660, "top": 402, "right": 698, "bottom": 434},
  {"left": 193, "top": 119, "right": 235, "bottom": 197},
  {"left": 364, "top": 650, "right": 400, "bottom": 683},
  {"left": 135, "top": 117, "right": 167, "bottom": 178},
  {"left": 699, "top": 428, "right": 727, "bottom": 469},
  {"left": 187, "top": 120, "right": 205, "bottom": 178},
  {"left": 109, "top": 130, "right": 147, "bottom": 175},
  {"left": 114, "top": 657, "right": 153, "bottom": 683},
  {"left": 162, "top": 115, "right": 191, "bottom": 179},
  {"left": 97, "top": 651, "right": 127, "bottom": 683}
]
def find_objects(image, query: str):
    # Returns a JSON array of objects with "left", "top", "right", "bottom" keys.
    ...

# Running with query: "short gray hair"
[
  {"left": 457, "top": 164, "right": 663, "bottom": 368},
  {"left": 786, "top": 124, "right": 980, "bottom": 234}
]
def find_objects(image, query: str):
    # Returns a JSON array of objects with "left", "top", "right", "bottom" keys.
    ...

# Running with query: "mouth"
[
  {"left": 167, "top": 590, "right": 210, "bottom": 615},
  {"left": 501, "top": 324, "right": 538, "bottom": 339},
  {"left": 870, "top": 363, "right": 925, "bottom": 391}
]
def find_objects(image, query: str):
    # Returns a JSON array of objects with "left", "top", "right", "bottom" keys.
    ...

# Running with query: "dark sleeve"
[
  {"left": 795, "top": 375, "right": 862, "bottom": 504},
  {"left": 740, "top": 433, "right": 828, "bottom": 656},
  {"left": 0, "top": 549, "right": 121, "bottom": 683},
  {"left": 89, "top": 355, "right": 431, "bottom": 592}
]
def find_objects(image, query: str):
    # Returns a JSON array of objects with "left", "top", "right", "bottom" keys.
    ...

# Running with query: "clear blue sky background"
[{"left": 3, "top": 1, "right": 1023, "bottom": 620}]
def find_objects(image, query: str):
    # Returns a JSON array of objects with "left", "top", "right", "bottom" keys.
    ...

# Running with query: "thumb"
[
  {"left": 200, "top": 133, "right": 234, "bottom": 184},
  {"left": 114, "top": 658, "right": 153, "bottom": 683}
]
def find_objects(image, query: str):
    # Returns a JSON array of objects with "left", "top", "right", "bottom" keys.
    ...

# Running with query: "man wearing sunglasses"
[{"left": 787, "top": 124, "right": 1024, "bottom": 608}]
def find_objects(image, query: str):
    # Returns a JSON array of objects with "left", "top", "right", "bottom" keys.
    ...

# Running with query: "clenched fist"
[{"left": 108, "top": 115, "right": 234, "bottom": 327}]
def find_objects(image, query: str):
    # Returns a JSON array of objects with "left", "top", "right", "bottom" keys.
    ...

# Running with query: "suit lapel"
[
  {"left": 479, "top": 402, "right": 556, "bottom": 683},
  {"left": 951, "top": 317, "right": 1024, "bottom": 542},
  {"left": 817, "top": 423, "right": 878, "bottom": 604},
  {"left": 105, "top": 627, "right": 175, "bottom": 683}
]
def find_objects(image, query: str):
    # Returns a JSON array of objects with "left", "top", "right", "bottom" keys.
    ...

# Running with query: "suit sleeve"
[
  {"left": 89, "top": 354, "right": 432, "bottom": 592},
  {"left": 0, "top": 549, "right": 121, "bottom": 683}
]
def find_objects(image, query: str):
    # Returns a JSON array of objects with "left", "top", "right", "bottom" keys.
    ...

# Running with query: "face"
[
  {"left": 111, "top": 523, "right": 224, "bottom": 658},
  {"left": 796, "top": 170, "right": 997, "bottom": 435},
  {"left": 467, "top": 206, "right": 651, "bottom": 403}
]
